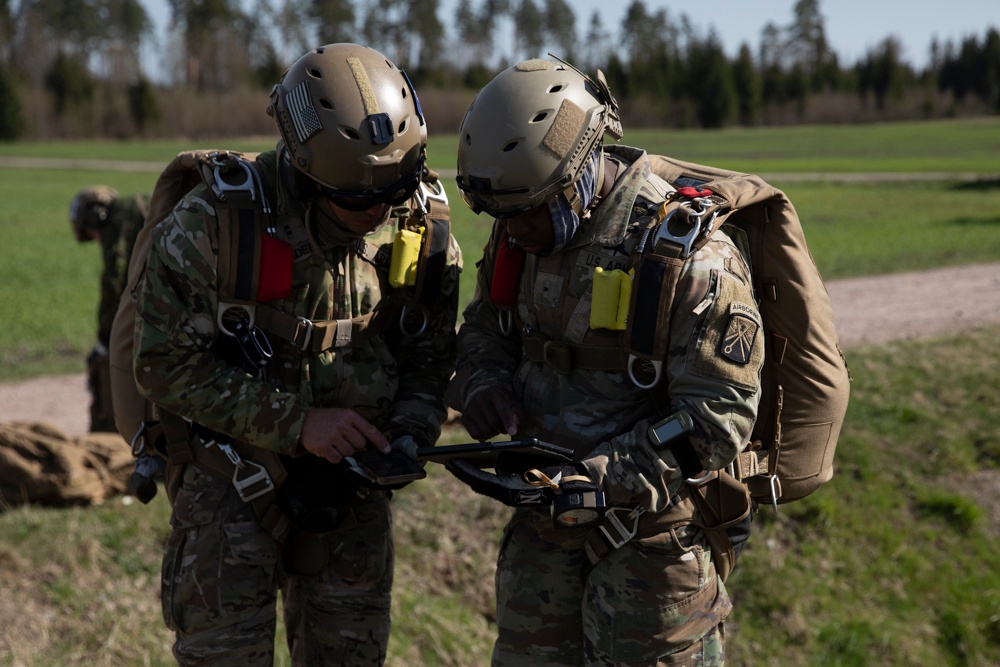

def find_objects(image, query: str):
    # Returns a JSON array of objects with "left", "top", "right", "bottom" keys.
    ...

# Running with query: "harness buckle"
[
  {"left": 232, "top": 459, "right": 275, "bottom": 502},
  {"left": 541, "top": 341, "right": 574, "bottom": 375},
  {"left": 598, "top": 505, "right": 645, "bottom": 550},
  {"left": 415, "top": 179, "right": 448, "bottom": 214},
  {"left": 294, "top": 316, "right": 314, "bottom": 351},
  {"left": 210, "top": 155, "right": 257, "bottom": 202}
]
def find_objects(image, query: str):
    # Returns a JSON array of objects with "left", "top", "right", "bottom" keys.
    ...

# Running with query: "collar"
[{"left": 566, "top": 145, "right": 654, "bottom": 249}]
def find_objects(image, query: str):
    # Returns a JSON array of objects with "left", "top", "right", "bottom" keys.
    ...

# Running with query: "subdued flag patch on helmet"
[{"left": 287, "top": 80, "right": 322, "bottom": 144}]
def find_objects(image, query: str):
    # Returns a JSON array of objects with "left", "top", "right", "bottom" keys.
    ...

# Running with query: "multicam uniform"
[
  {"left": 90, "top": 193, "right": 146, "bottom": 431},
  {"left": 453, "top": 145, "right": 763, "bottom": 666},
  {"left": 134, "top": 149, "right": 461, "bottom": 665}
]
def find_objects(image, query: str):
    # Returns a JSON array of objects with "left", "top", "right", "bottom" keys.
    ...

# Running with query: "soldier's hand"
[
  {"left": 300, "top": 408, "right": 390, "bottom": 464},
  {"left": 462, "top": 387, "right": 520, "bottom": 441}
]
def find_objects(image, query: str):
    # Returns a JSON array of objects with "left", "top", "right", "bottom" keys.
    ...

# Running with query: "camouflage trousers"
[
  {"left": 162, "top": 464, "right": 394, "bottom": 666},
  {"left": 492, "top": 503, "right": 731, "bottom": 667}
]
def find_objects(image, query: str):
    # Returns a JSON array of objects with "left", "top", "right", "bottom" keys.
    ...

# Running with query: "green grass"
[
  {"left": 0, "top": 119, "right": 1000, "bottom": 380},
  {"left": 2, "top": 328, "right": 999, "bottom": 665},
  {"left": 2, "top": 116, "right": 999, "bottom": 174},
  {"left": 622, "top": 117, "right": 1000, "bottom": 174},
  {"left": 727, "top": 326, "right": 1000, "bottom": 666}
]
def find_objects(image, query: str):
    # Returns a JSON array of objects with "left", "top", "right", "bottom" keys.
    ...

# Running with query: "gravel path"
[{"left": 1, "top": 262, "right": 998, "bottom": 437}]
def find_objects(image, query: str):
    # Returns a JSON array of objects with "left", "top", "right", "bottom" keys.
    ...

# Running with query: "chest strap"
[
  {"left": 522, "top": 334, "right": 627, "bottom": 375},
  {"left": 253, "top": 304, "right": 391, "bottom": 354}
]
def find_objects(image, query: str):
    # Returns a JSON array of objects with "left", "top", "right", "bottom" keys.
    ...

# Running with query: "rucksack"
[
  {"left": 0, "top": 421, "right": 133, "bottom": 507},
  {"left": 485, "top": 154, "right": 849, "bottom": 511},
  {"left": 108, "top": 149, "right": 452, "bottom": 524},
  {"left": 644, "top": 155, "right": 850, "bottom": 509}
]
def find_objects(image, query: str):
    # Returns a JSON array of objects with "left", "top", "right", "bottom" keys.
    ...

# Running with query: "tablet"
[
  {"left": 346, "top": 449, "right": 427, "bottom": 488},
  {"left": 416, "top": 438, "right": 575, "bottom": 467}
]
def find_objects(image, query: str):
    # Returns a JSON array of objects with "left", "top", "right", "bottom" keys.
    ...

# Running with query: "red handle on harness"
[{"left": 490, "top": 240, "right": 526, "bottom": 307}]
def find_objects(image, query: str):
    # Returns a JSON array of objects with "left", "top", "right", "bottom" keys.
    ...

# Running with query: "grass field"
[
  {"left": 2, "top": 118, "right": 999, "bottom": 381},
  {"left": 2, "top": 327, "right": 999, "bottom": 665},
  {"left": 1, "top": 118, "right": 999, "bottom": 665}
]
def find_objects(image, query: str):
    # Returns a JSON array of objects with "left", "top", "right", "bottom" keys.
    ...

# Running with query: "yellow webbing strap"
[{"left": 523, "top": 468, "right": 592, "bottom": 490}]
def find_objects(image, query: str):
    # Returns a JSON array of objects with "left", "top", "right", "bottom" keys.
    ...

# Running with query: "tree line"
[{"left": 0, "top": 0, "right": 998, "bottom": 140}]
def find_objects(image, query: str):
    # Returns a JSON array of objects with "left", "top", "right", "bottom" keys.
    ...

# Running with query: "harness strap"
[
  {"left": 412, "top": 195, "right": 451, "bottom": 309},
  {"left": 583, "top": 492, "right": 697, "bottom": 565},
  {"left": 253, "top": 304, "right": 388, "bottom": 353},
  {"left": 522, "top": 334, "right": 627, "bottom": 375},
  {"left": 582, "top": 471, "right": 750, "bottom": 582}
]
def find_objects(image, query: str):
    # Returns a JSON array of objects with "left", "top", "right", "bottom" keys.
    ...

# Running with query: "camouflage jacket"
[
  {"left": 134, "top": 150, "right": 462, "bottom": 456},
  {"left": 97, "top": 194, "right": 146, "bottom": 345},
  {"left": 452, "top": 145, "right": 762, "bottom": 512}
]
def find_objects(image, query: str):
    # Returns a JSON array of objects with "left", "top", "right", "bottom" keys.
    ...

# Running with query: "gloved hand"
[
  {"left": 391, "top": 435, "right": 424, "bottom": 462},
  {"left": 445, "top": 459, "right": 553, "bottom": 507}
]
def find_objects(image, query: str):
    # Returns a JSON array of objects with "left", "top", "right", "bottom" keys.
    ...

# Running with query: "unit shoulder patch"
[
  {"left": 689, "top": 271, "right": 764, "bottom": 391},
  {"left": 720, "top": 313, "right": 758, "bottom": 364}
]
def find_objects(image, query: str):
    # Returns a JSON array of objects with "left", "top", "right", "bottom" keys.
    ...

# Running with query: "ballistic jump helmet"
[
  {"left": 456, "top": 57, "right": 623, "bottom": 219},
  {"left": 69, "top": 186, "right": 118, "bottom": 242},
  {"left": 267, "top": 44, "right": 427, "bottom": 207}
]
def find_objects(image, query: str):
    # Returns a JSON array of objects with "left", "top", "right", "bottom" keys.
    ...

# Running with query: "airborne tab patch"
[{"left": 720, "top": 313, "right": 758, "bottom": 364}]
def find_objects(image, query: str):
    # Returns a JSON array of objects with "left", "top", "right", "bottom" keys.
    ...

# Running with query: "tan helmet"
[
  {"left": 268, "top": 44, "right": 426, "bottom": 205},
  {"left": 456, "top": 57, "right": 623, "bottom": 218},
  {"left": 69, "top": 185, "right": 118, "bottom": 242}
]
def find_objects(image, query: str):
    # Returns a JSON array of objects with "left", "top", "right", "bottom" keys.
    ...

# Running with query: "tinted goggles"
[{"left": 319, "top": 167, "right": 423, "bottom": 212}]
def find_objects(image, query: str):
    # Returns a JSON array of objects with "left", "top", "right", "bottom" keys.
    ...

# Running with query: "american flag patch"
[{"left": 287, "top": 80, "right": 322, "bottom": 143}]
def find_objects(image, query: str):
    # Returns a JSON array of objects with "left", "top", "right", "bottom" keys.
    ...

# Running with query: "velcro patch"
[{"left": 720, "top": 313, "right": 758, "bottom": 364}]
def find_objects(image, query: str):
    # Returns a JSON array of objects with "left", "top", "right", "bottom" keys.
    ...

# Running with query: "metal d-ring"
[
  {"left": 400, "top": 305, "right": 429, "bottom": 338},
  {"left": 627, "top": 354, "right": 662, "bottom": 389},
  {"left": 498, "top": 310, "right": 514, "bottom": 336}
]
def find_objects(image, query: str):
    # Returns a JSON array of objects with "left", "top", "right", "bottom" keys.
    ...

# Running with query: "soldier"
[
  {"left": 447, "top": 58, "right": 763, "bottom": 665},
  {"left": 69, "top": 186, "right": 147, "bottom": 432},
  {"left": 132, "top": 45, "right": 461, "bottom": 665}
]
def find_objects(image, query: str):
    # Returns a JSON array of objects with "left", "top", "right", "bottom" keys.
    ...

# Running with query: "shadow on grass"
[{"left": 950, "top": 177, "right": 1000, "bottom": 192}]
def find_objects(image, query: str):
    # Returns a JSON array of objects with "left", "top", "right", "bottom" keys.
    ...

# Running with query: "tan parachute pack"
[
  {"left": 109, "top": 150, "right": 262, "bottom": 451},
  {"left": 644, "top": 155, "right": 850, "bottom": 508},
  {"left": 0, "top": 421, "right": 133, "bottom": 507},
  {"left": 108, "top": 149, "right": 452, "bottom": 518}
]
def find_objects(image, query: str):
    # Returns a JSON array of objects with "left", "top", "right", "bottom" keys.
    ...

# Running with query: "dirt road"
[{"left": 1, "top": 262, "right": 998, "bottom": 437}]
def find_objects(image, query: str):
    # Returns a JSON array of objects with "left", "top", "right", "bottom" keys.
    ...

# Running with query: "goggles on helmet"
[
  {"left": 317, "top": 161, "right": 425, "bottom": 211},
  {"left": 458, "top": 178, "right": 578, "bottom": 220}
]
